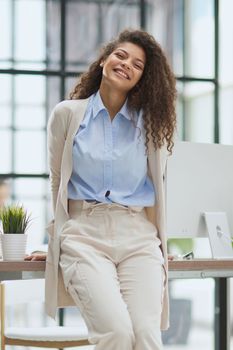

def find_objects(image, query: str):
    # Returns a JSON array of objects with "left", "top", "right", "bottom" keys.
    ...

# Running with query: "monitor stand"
[{"left": 204, "top": 212, "right": 233, "bottom": 260}]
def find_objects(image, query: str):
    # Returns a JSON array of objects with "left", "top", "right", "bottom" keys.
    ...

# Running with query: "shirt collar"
[{"left": 92, "top": 90, "right": 131, "bottom": 120}]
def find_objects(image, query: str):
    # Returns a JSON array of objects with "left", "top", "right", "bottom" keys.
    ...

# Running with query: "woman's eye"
[
  {"left": 115, "top": 53, "right": 124, "bottom": 58},
  {"left": 135, "top": 64, "right": 143, "bottom": 70}
]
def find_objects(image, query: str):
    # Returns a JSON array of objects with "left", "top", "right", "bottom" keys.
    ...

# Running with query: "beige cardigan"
[{"left": 45, "top": 98, "right": 169, "bottom": 330}]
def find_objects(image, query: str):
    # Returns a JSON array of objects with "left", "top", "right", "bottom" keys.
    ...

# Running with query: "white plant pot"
[{"left": 0, "top": 234, "right": 27, "bottom": 261}]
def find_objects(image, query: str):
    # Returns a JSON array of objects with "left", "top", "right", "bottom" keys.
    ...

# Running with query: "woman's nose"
[{"left": 121, "top": 61, "right": 130, "bottom": 70}]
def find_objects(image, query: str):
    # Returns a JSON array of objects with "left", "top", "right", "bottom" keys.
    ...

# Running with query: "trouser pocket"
[{"left": 66, "top": 259, "right": 92, "bottom": 311}]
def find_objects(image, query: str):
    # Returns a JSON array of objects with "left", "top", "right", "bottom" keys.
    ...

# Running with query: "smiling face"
[{"left": 100, "top": 42, "right": 146, "bottom": 94}]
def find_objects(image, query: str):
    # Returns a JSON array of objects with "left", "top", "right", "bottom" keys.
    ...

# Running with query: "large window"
[
  {"left": 0, "top": 0, "right": 142, "bottom": 250},
  {"left": 146, "top": 0, "right": 217, "bottom": 143}
]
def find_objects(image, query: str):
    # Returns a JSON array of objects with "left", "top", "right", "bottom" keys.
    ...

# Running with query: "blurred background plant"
[{"left": 168, "top": 238, "right": 194, "bottom": 255}]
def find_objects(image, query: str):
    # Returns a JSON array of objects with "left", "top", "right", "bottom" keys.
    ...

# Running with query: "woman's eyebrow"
[{"left": 116, "top": 48, "right": 145, "bottom": 65}]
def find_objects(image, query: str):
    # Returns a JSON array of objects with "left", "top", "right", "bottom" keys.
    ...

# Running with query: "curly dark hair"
[{"left": 69, "top": 29, "right": 177, "bottom": 153}]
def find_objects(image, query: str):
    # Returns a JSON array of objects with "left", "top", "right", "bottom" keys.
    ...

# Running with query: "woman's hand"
[
  {"left": 168, "top": 254, "right": 175, "bottom": 261},
  {"left": 24, "top": 252, "right": 47, "bottom": 261}
]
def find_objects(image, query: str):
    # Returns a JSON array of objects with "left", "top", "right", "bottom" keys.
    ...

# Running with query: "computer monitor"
[{"left": 166, "top": 141, "right": 233, "bottom": 238}]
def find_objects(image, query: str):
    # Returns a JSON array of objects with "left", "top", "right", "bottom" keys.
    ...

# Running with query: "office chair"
[{"left": 0, "top": 279, "right": 90, "bottom": 350}]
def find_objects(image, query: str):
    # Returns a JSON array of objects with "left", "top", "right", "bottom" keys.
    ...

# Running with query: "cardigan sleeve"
[
  {"left": 47, "top": 103, "right": 70, "bottom": 215},
  {"left": 161, "top": 144, "right": 169, "bottom": 181}
]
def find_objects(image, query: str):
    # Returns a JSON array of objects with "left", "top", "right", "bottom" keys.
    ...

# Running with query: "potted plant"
[{"left": 0, "top": 204, "right": 31, "bottom": 261}]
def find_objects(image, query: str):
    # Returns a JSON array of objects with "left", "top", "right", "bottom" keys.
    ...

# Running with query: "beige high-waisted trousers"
[{"left": 59, "top": 199, "right": 165, "bottom": 350}]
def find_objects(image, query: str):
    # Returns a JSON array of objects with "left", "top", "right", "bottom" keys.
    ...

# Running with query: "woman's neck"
[{"left": 99, "top": 84, "right": 127, "bottom": 120}]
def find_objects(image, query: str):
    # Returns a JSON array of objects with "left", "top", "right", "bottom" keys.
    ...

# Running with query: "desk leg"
[
  {"left": 58, "top": 309, "right": 64, "bottom": 350},
  {"left": 59, "top": 308, "right": 64, "bottom": 326},
  {"left": 214, "top": 278, "right": 230, "bottom": 350}
]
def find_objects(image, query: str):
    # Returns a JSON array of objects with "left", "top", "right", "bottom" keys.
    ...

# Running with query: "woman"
[{"left": 39, "top": 29, "right": 176, "bottom": 350}]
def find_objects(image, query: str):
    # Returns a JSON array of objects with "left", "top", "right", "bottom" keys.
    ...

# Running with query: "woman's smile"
[{"left": 113, "top": 68, "right": 130, "bottom": 80}]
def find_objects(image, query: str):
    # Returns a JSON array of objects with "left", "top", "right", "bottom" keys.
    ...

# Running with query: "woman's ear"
[{"left": 100, "top": 61, "right": 104, "bottom": 67}]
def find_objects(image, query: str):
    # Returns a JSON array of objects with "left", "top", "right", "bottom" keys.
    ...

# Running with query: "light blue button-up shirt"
[{"left": 68, "top": 91, "right": 155, "bottom": 206}]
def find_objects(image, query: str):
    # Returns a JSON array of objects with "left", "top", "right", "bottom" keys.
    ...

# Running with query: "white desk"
[
  {"left": 1, "top": 259, "right": 232, "bottom": 278},
  {"left": 169, "top": 259, "right": 233, "bottom": 278}
]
